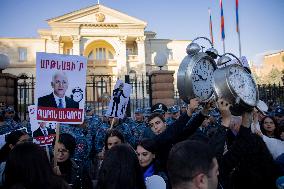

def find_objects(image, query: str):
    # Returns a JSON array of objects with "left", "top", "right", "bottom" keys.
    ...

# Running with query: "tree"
[
  {"left": 264, "top": 68, "right": 282, "bottom": 85},
  {"left": 251, "top": 68, "right": 264, "bottom": 84}
]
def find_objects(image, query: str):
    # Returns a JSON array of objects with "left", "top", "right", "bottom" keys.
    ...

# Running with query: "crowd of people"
[{"left": 0, "top": 98, "right": 283, "bottom": 189}]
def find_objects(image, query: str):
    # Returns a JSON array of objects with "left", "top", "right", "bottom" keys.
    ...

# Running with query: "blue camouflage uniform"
[
  {"left": 166, "top": 105, "right": 180, "bottom": 126},
  {"left": 166, "top": 117, "right": 175, "bottom": 126},
  {"left": 94, "top": 120, "right": 135, "bottom": 153},
  {"left": 94, "top": 122, "right": 109, "bottom": 153},
  {"left": 60, "top": 116, "right": 101, "bottom": 161},
  {"left": 88, "top": 114, "right": 103, "bottom": 136},
  {"left": 0, "top": 107, "right": 25, "bottom": 147},
  {"left": 0, "top": 119, "right": 23, "bottom": 135},
  {"left": 130, "top": 108, "right": 147, "bottom": 146},
  {"left": 141, "top": 107, "right": 157, "bottom": 139},
  {"left": 123, "top": 116, "right": 135, "bottom": 125}
]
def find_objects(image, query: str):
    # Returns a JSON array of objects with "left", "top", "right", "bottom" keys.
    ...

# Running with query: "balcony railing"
[
  {"left": 127, "top": 55, "right": 139, "bottom": 62},
  {"left": 87, "top": 59, "right": 117, "bottom": 67}
]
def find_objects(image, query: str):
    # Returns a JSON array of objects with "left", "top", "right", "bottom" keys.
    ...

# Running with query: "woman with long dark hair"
[
  {"left": 97, "top": 129, "right": 125, "bottom": 165},
  {"left": 260, "top": 116, "right": 281, "bottom": 139},
  {"left": 136, "top": 138, "right": 168, "bottom": 187},
  {"left": 0, "top": 130, "right": 29, "bottom": 163},
  {"left": 0, "top": 130, "right": 29, "bottom": 186},
  {"left": 104, "top": 129, "right": 125, "bottom": 151},
  {"left": 96, "top": 144, "right": 146, "bottom": 189},
  {"left": 53, "top": 133, "right": 87, "bottom": 189},
  {"left": 4, "top": 142, "right": 70, "bottom": 189}
]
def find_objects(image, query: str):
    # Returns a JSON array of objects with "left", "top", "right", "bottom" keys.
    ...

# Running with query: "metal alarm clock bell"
[
  {"left": 213, "top": 53, "right": 259, "bottom": 115},
  {"left": 177, "top": 37, "right": 218, "bottom": 103}
]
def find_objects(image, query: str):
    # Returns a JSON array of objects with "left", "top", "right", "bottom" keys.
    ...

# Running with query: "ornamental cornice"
[
  {"left": 136, "top": 36, "right": 146, "bottom": 43},
  {"left": 119, "top": 36, "right": 127, "bottom": 43},
  {"left": 51, "top": 35, "right": 60, "bottom": 42},
  {"left": 81, "top": 23, "right": 118, "bottom": 28},
  {"left": 71, "top": 35, "right": 81, "bottom": 42}
]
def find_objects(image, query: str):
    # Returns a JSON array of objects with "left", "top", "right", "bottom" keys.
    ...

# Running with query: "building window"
[
  {"left": 126, "top": 48, "right": 133, "bottom": 56},
  {"left": 96, "top": 81, "right": 107, "bottom": 100},
  {"left": 96, "top": 48, "right": 106, "bottom": 60},
  {"left": 18, "top": 47, "right": 27, "bottom": 61}
]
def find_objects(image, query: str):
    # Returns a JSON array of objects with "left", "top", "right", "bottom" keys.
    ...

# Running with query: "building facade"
[
  {"left": 0, "top": 4, "right": 190, "bottom": 82},
  {"left": 251, "top": 50, "right": 284, "bottom": 84}
]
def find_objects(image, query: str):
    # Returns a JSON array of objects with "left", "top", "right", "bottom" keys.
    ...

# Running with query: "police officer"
[
  {"left": 273, "top": 106, "right": 284, "bottom": 125},
  {"left": 94, "top": 116, "right": 135, "bottom": 154},
  {"left": 166, "top": 105, "right": 180, "bottom": 126},
  {"left": 180, "top": 103, "right": 188, "bottom": 115},
  {"left": 130, "top": 108, "right": 147, "bottom": 146},
  {"left": 0, "top": 106, "right": 24, "bottom": 147}
]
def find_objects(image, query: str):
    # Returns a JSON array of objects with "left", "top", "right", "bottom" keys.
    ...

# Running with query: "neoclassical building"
[
  {"left": 251, "top": 50, "right": 284, "bottom": 84},
  {"left": 0, "top": 4, "right": 190, "bottom": 81}
]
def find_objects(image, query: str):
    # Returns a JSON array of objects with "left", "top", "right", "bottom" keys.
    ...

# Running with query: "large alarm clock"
[
  {"left": 213, "top": 53, "right": 259, "bottom": 115},
  {"left": 177, "top": 37, "right": 218, "bottom": 103}
]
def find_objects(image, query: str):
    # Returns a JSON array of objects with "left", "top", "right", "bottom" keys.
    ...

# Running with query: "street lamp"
[
  {"left": 154, "top": 53, "right": 167, "bottom": 70},
  {"left": 0, "top": 54, "right": 10, "bottom": 73}
]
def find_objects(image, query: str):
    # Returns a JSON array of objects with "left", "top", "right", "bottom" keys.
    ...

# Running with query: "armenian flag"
[
  {"left": 220, "top": 0, "right": 225, "bottom": 40},
  {"left": 208, "top": 8, "right": 214, "bottom": 44},
  {"left": 236, "top": 0, "right": 239, "bottom": 33}
]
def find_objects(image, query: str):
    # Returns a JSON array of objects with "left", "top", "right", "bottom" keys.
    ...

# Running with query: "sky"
[{"left": 0, "top": 0, "right": 283, "bottom": 64}]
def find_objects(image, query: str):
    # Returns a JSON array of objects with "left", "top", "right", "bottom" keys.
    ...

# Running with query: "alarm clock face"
[
  {"left": 192, "top": 58, "right": 216, "bottom": 101},
  {"left": 73, "top": 92, "right": 83, "bottom": 102},
  {"left": 228, "top": 65, "right": 257, "bottom": 106}
]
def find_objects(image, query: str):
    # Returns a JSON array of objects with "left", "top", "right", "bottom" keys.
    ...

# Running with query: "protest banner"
[
  {"left": 35, "top": 52, "right": 87, "bottom": 124},
  {"left": 29, "top": 105, "right": 56, "bottom": 146},
  {"left": 106, "top": 80, "right": 132, "bottom": 119}
]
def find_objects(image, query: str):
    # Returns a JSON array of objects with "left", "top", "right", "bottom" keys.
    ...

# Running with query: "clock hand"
[
  {"left": 193, "top": 76, "right": 200, "bottom": 82},
  {"left": 197, "top": 74, "right": 206, "bottom": 81}
]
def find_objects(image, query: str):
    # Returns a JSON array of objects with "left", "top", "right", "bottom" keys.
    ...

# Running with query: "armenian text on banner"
[
  {"left": 29, "top": 105, "right": 57, "bottom": 146},
  {"left": 35, "top": 52, "right": 87, "bottom": 124}
]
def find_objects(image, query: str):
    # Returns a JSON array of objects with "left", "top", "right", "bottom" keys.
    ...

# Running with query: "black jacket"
[
  {"left": 38, "top": 93, "right": 79, "bottom": 108},
  {"left": 153, "top": 112, "right": 206, "bottom": 171},
  {"left": 215, "top": 126, "right": 280, "bottom": 189},
  {"left": 32, "top": 127, "right": 56, "bottom": 137}
]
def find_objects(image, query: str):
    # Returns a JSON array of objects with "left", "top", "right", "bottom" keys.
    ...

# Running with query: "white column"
[
  {"left": 136, "top": 36, "right": 146, "bottom": 74},
  {"left": 117, "top": 36, "right": 127, "bottom": 77},
  {"left": 47, "top": 35, "right": 60, "bottom": 53},
  {"left": 72, "top": 35, "right": 81, "bottom": 55},
  {"left": 59, "top": 43, "right": 64, "bottom": 54}
]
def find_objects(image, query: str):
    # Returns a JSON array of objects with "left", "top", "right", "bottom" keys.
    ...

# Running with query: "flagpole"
[
  {"left": 223, "top": 39, "right": 226, "bottom": 54},
  {"left": 238, "top": 28, "right": 242, "bottom": 57}
]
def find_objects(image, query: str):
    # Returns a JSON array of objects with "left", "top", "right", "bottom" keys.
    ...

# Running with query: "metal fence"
[
  {"left": 258, "top": 84, "right": 284, "bottom": 107},
  {"left": 127, "top": 74, "right": 150, "bottom": 114},
  {"left": 16, "top": 74, "right": 284, "bottom": 121},
  {"left": 16, "top": 74, "right": 150, "bottom": 121}
]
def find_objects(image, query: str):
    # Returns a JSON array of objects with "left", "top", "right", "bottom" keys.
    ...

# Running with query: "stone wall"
[
  {"left": 149, "top": 70, "right": 175, "bottom": 107},
  {"left": 0, "top": 73, "right": 18, "bottom": 110}
]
